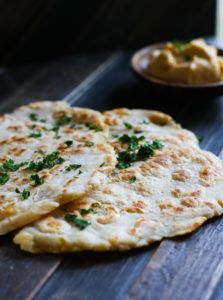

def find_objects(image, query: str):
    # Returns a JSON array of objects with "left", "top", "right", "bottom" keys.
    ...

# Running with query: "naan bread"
[
  {"left": 14, "top": 143, "right": 223, "bottom": 252},
  {"left": 104, "top": 108, "right": 199, "bottom": 148},
  {"left": 0, "top": 101, "right": 115, "bottom": 234}
]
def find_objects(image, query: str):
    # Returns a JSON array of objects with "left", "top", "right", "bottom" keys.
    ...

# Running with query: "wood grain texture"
[
  {"left": 32, "top": 53, "right": 223, "bottom": 300},
  {"left": 0, "top": 52, "right": 115, "bottom": 300},
  {"left": 1, "top": 51, "right": 223, "bottom": 300},
  {"left": 126, "top": 100, "right": 223, "bottom": 300}
]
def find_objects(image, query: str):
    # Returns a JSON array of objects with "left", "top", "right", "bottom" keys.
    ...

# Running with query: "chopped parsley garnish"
[
  {"left": 51, "top": 125, "right": 61, "bottom": 139},
  {"left": 80, "top": 208, "right": 97, "bottom": 215},
  {"left": 0, "top": 173, "right": 9, "bottom": 184},
  {"left": 65, "top": 164, "right": 81, "bottom": 172},
  {"left": 65, "top": 213, "right": 90, "bottom": 230},
  {"left": 85, "top": 141, "right": 94, "bottom": 147},
  {"left": 28, "top": 151, "right": 65, "bottom": 172},
  {"left": 0, "top": 159, "right": 27, "bottom": 172},
  {"left": 129, "top": 176, "right": 136, "bottom": 183},
  {"left": 65, "top": 140, "right": 73, "bottom": 147},
  {"left": 15, "top": 188, "right": 30, "bottom": 200},
  {"left": 52, "top": 125, "right": 59, "bottom": 133},
  {"left": 116, "top": 135, "right": 164, "bottom": 169},
  {"left": 124, "top": 122, "right": 133, "bottom": 129},
  {"left": 119, "top": 134, "right": 145, "bottom": 151},
  {"left": 30, "top": 113, "right": 39, "bottom": 121},
  {"left": 151, "top": 140, "right": 164, "bottom": 150},
  {"left": 15, "top": 188, "right": 20, "bottom": 194},
  {"left": 134, "top": 130, "right": 143, "bottom": 134},
  {"left": 30, "top": 174, "right": 44, "bottom": 186},
  {"left": 100, "top": 162, "right": 105, "bottom": 167},
  {"left": 29, "top": 113, "right": 46, "bottom": 123},
  {"left": 22, "top": 189, "right": 30, "bottom": 200},
  {"left": 34, "top": 149, "right": 46, "bottom": 155},
  {"left": 56, "top": 115, "right": 72, "bottom": 126},
  {"left": 29, "top": 131, "right": 42, "bottom": 138},
  {"left": 86, "top": 123, "right": 103, "bottom": 132},
  {"left": 172, "top": 40, "right": 186, "bottom": 52}
]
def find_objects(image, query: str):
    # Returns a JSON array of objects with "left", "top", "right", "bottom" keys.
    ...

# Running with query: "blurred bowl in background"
[{"left": 131, "top": 42, "right": 223, "bottom": 99}]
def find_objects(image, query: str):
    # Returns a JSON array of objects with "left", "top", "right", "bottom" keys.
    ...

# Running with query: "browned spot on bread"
[
  {"left": 0, "top": 203, "right": 16, "bottom": 220},
  {"left": 159, "top": 203, "right": 174, "bottom": 209},
  {"left": 113, "top": 108, "right": 130, "bottom": 116},
  {"left": 63, "top": 128, "right": 75, "bottom": 135},
  {"left": 0, "top": 136, "right": 32, "bottom": 146},
  {"left": 0, "top": 155, "right": 10, "bottom": 163},
  {"left": 103, "top": 113, "right": 119, "bottom": 126},
  {"left": 8, "top": 147, "right": 26, "bottom": 156},
  {"left": 181, "top": 197, "right": 198, "bottom": 207},
  {"left": 8, "top": 125, "right": 23, "bottom": 131},
  {"left": 65, "top": 178, "right": 79, "bottom": 186},
  {"left": 172, "top": 169, "right": 191, "bottom": 182},
  {"left": 149, "top": 111, "right": 172, "bottom": 125},
  {"left": 133, "top": 200, "right": 147, "bottom": 209},
  {"left": 122, "top": 207, "right": 144, "bottom": 213},
  {"left": 29, "top": 102, "right": 43, "bottom": 109},
  {"left": 45, "top": 216, "right": 62, "bottom": 233}
]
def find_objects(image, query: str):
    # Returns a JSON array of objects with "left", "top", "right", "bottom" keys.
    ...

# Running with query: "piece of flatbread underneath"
[
  {"left": 14, "top": 146, "right": 223, "bottom": 253},
  {"left": 0, "top": 101, "right": 115, "bottom": 234},
  {"left": 103, "top": 108, "right": 199, "bottom": 148}
]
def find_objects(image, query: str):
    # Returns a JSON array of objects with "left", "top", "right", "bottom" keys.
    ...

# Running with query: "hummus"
[{"left": 147, "top": 39, "right": 223, "bottom": 85}]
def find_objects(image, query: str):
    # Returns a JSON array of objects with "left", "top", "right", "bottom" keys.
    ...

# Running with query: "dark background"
[{"left": 0, "top": 0, "right": 216, "bottom": 65}]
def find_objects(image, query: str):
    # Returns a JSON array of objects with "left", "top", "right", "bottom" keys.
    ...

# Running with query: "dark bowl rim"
[{"left": 131, "top": 42, "right": 223, "bottom": 89}]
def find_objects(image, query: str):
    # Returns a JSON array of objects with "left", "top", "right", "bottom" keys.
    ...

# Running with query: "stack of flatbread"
[{"left": 0, "top": 101, "right": 222, "bottom": 253}]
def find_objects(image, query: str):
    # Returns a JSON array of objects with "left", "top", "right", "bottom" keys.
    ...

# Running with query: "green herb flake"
[
  {"left": 15, "top": 188, "right": 30, "bottom": 200},
  {"left": 28, "top": 151, "right": 65, "bottom": 172},
  {"left": 124, "top": 122, "right": 133, "bottom": 129},
  {"left": 116, "top": 137, "right": 164, "bottom": 169},
  {"left": 118, "top": 134, "right": 145, "bottom": 151},
  {"left": 86, "top": 123, "right": 103, "bottom": 132},
  {"left": 85, "top": 141, "right": 94, "bottom": 147},
  {"left": 15, "top": 188, "right": 20, "bottom": 194},
  {"left": 80, "top": 208, "right": 97, "bottom": 215},
  {"left": 129, "top": 176, "right": 136, "bottom": 183},
  {"left": 65, "top": 213, "right": 90, "bottom": 230},
  {"left": 0, "top": 159, "right": 27, "bottom": 172},
  {"left": 0, "top": 173, "right": 9, "bottom": 185},
  {"left": 65, "top": 140, "right": 73, "bottom": 147},
  {"left": 34, "top": 149, "right": 46, "bottom": 155},
  {"left": 30, "top": 174, "right": 44, "bottom": 186},
  {"left": 29, "top": 113, "right": 39, "bottom": 121},
  {"left": 172, "top": 40, "right": 186, "bottom": 52},
  {"left": 29, "top": 131, "right": 42, "bottom": 138},
  {"left": 134, "top": 130, "right": 143, "bottom": 134},
  {"left": 22, "top": 189, "right": 30, "bottom": 200},
  {"left": 56, "top": 115, "right": 72, "bottom": 126},
  {"left": 142, "top": 119, "right": 149, "bottom": 124},
  {"left": 65, "top": 164, "right": 81, "bottom": 172}
]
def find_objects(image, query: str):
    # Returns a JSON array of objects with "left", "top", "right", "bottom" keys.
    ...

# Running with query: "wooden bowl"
[{"left": 131, "top": 43, "right": 223, "bottom": 99}]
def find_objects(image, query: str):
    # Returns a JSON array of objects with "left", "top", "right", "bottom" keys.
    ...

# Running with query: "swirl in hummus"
[{"left": 147, "top": 39, "right": 223, "bottom": 85}]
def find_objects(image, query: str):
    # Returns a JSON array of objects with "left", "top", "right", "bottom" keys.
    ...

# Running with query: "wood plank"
[
  {"left": 126, "top": 99, "right": 223, "bottom": 300},
  {"left": 0, "top": 52, "right": 116, "bottom": 300},
  {"left": 33, "top": 54, "right": 206, "bottom": 300},
  {"left": 0, "top": 52, "right": 111, "bottom": 114}
]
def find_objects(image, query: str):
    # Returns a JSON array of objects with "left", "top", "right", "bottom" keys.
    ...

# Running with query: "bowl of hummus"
[{"left": 131, "top": 39, "right": 223, "bottom": 97}]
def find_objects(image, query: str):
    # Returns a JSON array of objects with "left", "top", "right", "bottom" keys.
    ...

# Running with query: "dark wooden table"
[{"left": 1, "top": 50, "right": 223, "bottom": 300}]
